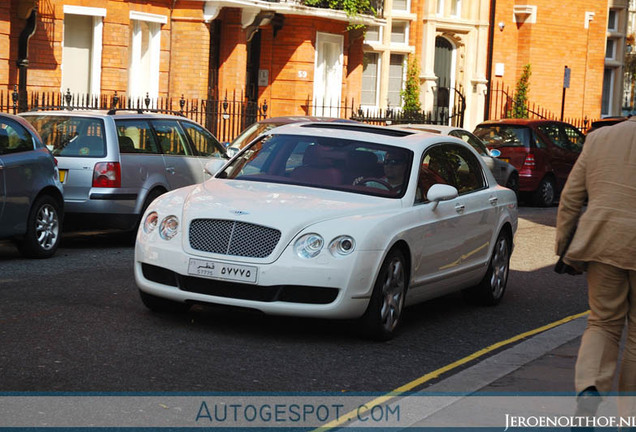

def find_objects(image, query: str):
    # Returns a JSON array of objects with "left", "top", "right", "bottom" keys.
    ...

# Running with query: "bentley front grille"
[{"left": 189, "top": 219, "right": 281, "bottom": 258}]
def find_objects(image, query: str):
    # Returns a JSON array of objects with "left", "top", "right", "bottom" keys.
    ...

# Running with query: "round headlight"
[
  {"left": 329, "top": 236, "right": 356, "bottom": 257},
  {"left": 143, "top": 211, "right": 159, "bottom": 234},
  {"left": 294, "top": 233, "right": 324, "bottom": 258},
  {"left": 159, "top": 215, "right": 179, "bottom": 240}
]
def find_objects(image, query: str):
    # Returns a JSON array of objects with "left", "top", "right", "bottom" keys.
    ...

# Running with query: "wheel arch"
[
  {"left": 389, "top": 239, "right": 412, "bottom": 288},
  {"left": 36, "top": 186, "right": 64, "bottom": 211}
]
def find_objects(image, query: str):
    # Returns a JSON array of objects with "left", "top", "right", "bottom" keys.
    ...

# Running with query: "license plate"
[
  {"left": 500, "top": 158, "right": 510, "bottom": 164},
  {"left": 188, "top": 258, "right": 257, "bottom": 284},
  {"left": 59, "top": 169, "right": 67, "bottom": 183}
]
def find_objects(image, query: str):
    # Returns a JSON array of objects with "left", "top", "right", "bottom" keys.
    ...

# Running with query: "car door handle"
[
  {"left": 489, "top": 196, "right": 498, "bottom": 206},
  {"left": 166, "top": 167, "right": 175, "bottom": 174},
  {"left": 455, "top": 203, "right": 465, "bottom": 214}
]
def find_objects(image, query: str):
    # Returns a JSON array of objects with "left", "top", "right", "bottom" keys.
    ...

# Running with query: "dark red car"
[{"left": 474, "top": 119, "right": 585, "bottom": 206}]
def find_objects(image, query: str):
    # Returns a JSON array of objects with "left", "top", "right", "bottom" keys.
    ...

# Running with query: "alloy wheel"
[
  {"left": 379, "top": 256, "right": 406, "bottom": 333},
  {"left": 489, "top": 236, "right": 509, "bottom": 300},
  {"left": 35, "top": 204, "right": 59, "bottom": 251}
]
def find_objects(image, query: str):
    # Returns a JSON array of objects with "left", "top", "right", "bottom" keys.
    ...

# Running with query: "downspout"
[
  {"left": 17, "top": 5, "right": 38, "bottom": 112},
  {"left": 484, "top": 0, "right": 496, "bottom": 120},
  {"left": 168, "top": 0, "right": 177, "bottom": 98}
]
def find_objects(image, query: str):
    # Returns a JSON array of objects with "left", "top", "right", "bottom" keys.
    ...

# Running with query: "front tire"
[
  {"left": 16, "top": 195, "right": 62, "bottom": 259},
  {"left": 361, "top": 249, "right": 407, "bottom": 341},
  {"left": 463, "top": 231, "right": 511, "bottom": 306},
  {"left": 139, "top": 290, "right": 190, "bottom": 314}
]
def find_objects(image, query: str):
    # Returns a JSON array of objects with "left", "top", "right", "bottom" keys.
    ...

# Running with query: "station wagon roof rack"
[{"left": 105, "top": 108, "right": 186, "bottom": 117}]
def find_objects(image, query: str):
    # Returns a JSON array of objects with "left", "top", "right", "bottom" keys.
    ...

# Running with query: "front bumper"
[{"left": 134, "top": 235, "right": 384, "bottom": 319}]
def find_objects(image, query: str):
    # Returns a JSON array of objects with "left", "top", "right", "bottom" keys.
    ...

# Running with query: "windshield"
[
  {"left": 231, "top": 122, "right": 284, "bottom": 150},
  {"left": 23, "top": 115, "right": 106, "bottom": 157},
  {"left": 474, "top": 125, "right": 531, "bottom": 148},
  {"left": 220, "top": 134, "right": 413, "bottom": 198}
]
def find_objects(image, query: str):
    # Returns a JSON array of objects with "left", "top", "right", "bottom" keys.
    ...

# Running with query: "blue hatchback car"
[{"left": 0, "top": 113, "right": 64, "bottom": 258}]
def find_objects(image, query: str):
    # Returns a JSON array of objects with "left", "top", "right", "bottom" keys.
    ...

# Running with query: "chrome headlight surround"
[
  {"left": 143, "top": 211, "right": 159, "bottom": 234},
  {"left": 159, "top": 215, "right": 180, "bottom": 240},
  {"left": 294, "top": 233, "right": 324, "bottom": 259},
  {"left": 328, "top": 235, "right": 356, "bottom": 257}
]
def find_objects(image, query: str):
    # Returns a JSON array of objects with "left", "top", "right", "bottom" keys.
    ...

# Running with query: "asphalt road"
[{"left": 0, "top": 206, "right": 589, "bottom": 393}]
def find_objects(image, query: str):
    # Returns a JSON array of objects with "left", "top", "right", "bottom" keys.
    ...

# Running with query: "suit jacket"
[{"left": 555, "top": 117, "right": 636, "bottom": 272}]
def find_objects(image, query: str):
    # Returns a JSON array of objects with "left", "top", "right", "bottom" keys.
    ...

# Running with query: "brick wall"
[
  {"left": 0, "top": 2, "right": 10, "bottom": 89},
  {"left": 255, "top": 15, "right": 353, "bottom": 117},
  {"left": 492, "top": 0, "right": 607, "bottom": 120}
]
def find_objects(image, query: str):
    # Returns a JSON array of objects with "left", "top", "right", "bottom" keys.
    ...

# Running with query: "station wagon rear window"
[
  {"left": 23, "top": 115, "right": 106, "bottom": 158},
  {"left": 474, "top": 125, "right": 531, "bottom": 149}
]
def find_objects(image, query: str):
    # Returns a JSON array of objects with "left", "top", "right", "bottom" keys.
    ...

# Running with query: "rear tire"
[
  {"left": 532, "top": 177, "right": 555, "bottom": 207},
  {"left": 360, "top": 249, "right": 407, "bottom": 341},
  {"left": 139, "top": 290, "right": 190, "bottom": 314},
  {"left": 463, "top": 231, "right": 510, "bottom": 306},
  {"left": 16, "top": 195, "right": 62, "bottom": 259}
]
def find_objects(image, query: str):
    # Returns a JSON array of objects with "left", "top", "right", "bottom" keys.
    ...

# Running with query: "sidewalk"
[
  {"left": 425, "top": 315, "right": 586, "bottom": 395},
  {"left": 343, "top": 316, "right": 590, "bottom": 429}
]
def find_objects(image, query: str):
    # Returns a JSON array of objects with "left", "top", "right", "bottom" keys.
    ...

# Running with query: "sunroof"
[{"left": 300, "top": 123, "right": 415, "bottom": 137}]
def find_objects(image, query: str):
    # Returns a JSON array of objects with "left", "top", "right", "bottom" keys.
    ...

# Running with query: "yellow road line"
[{"left": 313, "top": 310, "right": 590, "bottom": 431}]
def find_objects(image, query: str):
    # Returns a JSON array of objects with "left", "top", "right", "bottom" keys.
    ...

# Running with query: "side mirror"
[
  {"left": 428, "top": 184, "right": 459, "bottom": 210},
  {"left": 204, "top": 158, "right": 227, "bottom": 176},
  {"left": 226, "top": 147, "right": 239, "bottom": 158},
  {"left": 489, "top": 148, "right": 501, "bottom": 158}
]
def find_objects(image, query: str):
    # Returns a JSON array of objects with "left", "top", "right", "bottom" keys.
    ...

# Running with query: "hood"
[{"left": 179, "top": 179, "right": 400, "bottom": 231}]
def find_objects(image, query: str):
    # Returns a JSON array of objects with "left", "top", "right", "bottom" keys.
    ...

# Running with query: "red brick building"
[
  {"left": 0, "top": 0, "right": 619, "bottom": 135},
  {"left": 487, "top": 1, "right": 610, "bottom": 123},
  {"left": 1, "top": 0, "right": 381, "bottom": 127}
]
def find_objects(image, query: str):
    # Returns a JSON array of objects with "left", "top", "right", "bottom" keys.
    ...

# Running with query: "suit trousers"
[{"left": 575, "top": 261, "right": 636, "bottom": 399}]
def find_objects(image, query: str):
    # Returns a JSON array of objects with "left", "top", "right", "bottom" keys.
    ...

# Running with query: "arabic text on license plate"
[
  {"left": 59, "top": 169, "right": 67, "bottom": 183},
  {"left": 188, "top": 259, "right": 257, "bottom": 283}
]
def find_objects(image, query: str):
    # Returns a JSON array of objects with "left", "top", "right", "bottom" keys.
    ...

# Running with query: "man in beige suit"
[{"left": 556, "top": 117, "right": 636, "bottom": 418}]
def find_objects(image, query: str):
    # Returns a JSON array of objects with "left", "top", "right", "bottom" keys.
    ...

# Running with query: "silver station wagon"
[{"left": 21, "top": 110, "right": 227, "bottom": 231}]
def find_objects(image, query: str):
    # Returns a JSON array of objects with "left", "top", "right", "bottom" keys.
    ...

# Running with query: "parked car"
[
  {"left": 226, "top": 116, "right": 359, "bottom": 157},
  {"left": 391, "top": 124, "right": 519, "bottom": 194},
  {"left": 586, "top": 116, "right": 627, "bottom": 134},
  {"left": 21, "top": 110, "right": 227, "bottom": 231},
  {"left": 473, "top": 119, "right": 585, "bottom": 206},
  {"left": 0, "top": 113, "right": 64, "bottom": 258},
  {"left": 135, "top": 122, "right": 517, "bottom": 340}
]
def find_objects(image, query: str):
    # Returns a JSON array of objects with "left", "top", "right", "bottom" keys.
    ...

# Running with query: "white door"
[{"left": 313, "top": 32, "right": 343, "bottom": 117}]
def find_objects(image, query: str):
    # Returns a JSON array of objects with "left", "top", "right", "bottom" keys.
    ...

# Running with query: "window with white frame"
[
  {"left": 61, "top": 6, "right": 105, "bottom": 97},
  {"left": 393, "top": 0, "right": 409, "bottom": 12},
  {"left": 391, "top": 21, "right": 408, "bottom": 44},
  {"left": 128, "top": 11, "right": 166, "bottom": 103},
  {"left": 387, "top": 54, "right": 405, "bottom": 107},
  {"left": 361, "top": 52, "right": 380, "bottom": 106},
  {"left": 608, "top": 9, "right": 618, "bottom": 31},
  {"left": 606, "top": 38, "right": 616, "bottom": 60},
  {"left": 364, "top": 26, "right": 381, "bottom": 43},
  {"left": 451, "top": 0, "right": 461, "bottom": 17}
]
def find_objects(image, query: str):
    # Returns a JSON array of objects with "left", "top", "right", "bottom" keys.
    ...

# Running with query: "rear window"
[
  {"left": 23, "top": 115, "right": 106, "bottom": 157},
  {"left": 474, "top": 125, "right": 531, "bottom": 149}
]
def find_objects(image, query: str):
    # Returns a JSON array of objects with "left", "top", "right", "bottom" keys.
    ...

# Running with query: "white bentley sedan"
[{"left": 135, "top": 122, "right": 518, "bottom": 340}]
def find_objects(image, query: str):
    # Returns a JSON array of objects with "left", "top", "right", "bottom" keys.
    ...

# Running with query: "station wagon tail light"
[
  {"left": 522, "top": 154, "right": 536, "bottom": 169},
  {"left": 143, "top": 211, "right": 159, "bottom": 234},
  {"left": 159, "top": 216, "right": 179, "bottom": 240},
  {"left": 92, "top": 162, "right": 121, "bottom": 188},
  {"left": 329, "top": 236, "right": 356, "bottom": 257},
  {"left": 294, "top": 233, "right": 324, "bottom": 258}
]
